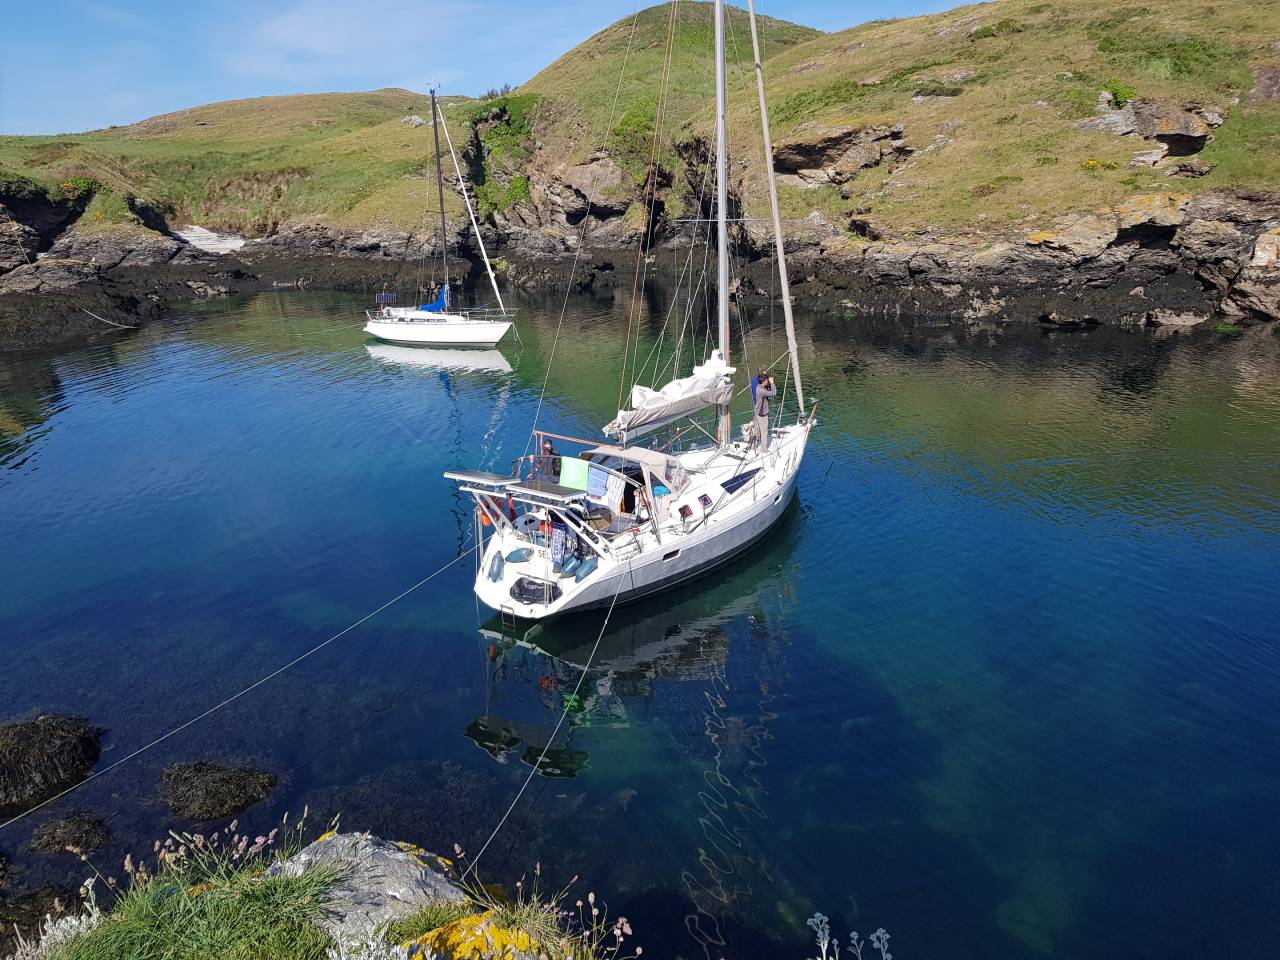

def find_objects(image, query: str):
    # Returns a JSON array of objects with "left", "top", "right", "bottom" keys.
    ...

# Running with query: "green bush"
[
  {"left": 970, "top": 25, "right": 997, "bottom": 40},
  {"left": 1103, "top": 78, "right": 1137, "bottom": 107},
  {"left": 58, "top": 176, "right": 101, "bottom": 201},
  {"left": 1212, "top": 322, "right": 1242, "bottom": 335}
]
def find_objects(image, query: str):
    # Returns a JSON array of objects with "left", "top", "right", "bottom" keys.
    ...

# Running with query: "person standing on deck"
[
  {"left": 754, "top": 367, "right": 776, "bottom": 451},
  {"left": 532, "top": 438, "right": 560, "bottom": 483}
]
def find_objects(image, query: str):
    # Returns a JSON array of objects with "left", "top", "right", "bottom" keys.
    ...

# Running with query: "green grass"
[
  {"left": 381, "top": 900, "right": 475, "bottom": 943},
  {"left": 1213, "top": 321, "right": 1243, "bottom": 334},
  {"left": 50, "top": 845, "right": 340, "bottom": 960}
]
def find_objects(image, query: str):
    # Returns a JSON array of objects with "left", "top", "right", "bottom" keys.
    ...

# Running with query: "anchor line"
[{"left": 0, "top": 544, "right": 478, "bottom": 834}]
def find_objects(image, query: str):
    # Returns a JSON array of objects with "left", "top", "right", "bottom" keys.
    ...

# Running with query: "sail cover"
[
  {"left": 604, "top": 351, "right": 735, "bottom": 442},
  {"left": 418, "top": 286, "right": 449, "bottom": 312}
]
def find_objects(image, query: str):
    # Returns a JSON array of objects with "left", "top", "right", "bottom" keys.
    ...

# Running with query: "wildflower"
[{"left": 123, "top": 854, "right": 135, "bottom": 875}]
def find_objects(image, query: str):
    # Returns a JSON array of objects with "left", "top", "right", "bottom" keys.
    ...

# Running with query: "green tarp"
[{"left": 559, "top": 456, "right": 590, "bottom": 491}]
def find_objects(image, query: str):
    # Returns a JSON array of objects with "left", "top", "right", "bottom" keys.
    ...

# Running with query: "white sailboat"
[
  {"left": 364, "top": 88, "right": 514, "bottom": 347},
  {"left": 446, "top": 0, "right": 813, "bottom": 620}
]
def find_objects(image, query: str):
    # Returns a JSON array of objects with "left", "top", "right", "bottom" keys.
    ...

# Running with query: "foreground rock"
[
  {"left": 28, "top": 814, "right": 110, "bottom": 855},
  {"left": 161, "top": 762, "right": 277, "bottom": 821},
  {"left": 268, "top": 832, "right": 467, "bottom": 944},
  {"left": 0, "top": 716, "right": 103, "bottom": 819}
]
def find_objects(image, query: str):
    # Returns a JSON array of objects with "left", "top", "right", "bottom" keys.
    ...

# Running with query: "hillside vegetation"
[
  {"left": 722, "top": 0, "right": 1280, "bottom": 235},
  {"left": 1, "top": 0, "right": 1277, "bottom": 243}
]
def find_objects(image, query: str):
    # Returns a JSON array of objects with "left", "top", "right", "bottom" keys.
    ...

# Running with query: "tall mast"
[
  {"left": 430, "top": 89, "right": 450, "bottom": 293},
  {"left": 747, "top": 0, "right": 803, "bottom": 412},
  {"left": 714, "top": 0, "right": 732, "bottom": 447}
]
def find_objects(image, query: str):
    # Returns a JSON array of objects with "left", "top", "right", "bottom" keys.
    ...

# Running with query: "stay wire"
[{"left": 0, "top": 544, "right": 478, "bottom": 834}]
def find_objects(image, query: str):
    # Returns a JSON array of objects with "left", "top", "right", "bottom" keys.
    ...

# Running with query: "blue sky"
[{"left": 1, "top": 1, "right": 957, "bottom": 134}]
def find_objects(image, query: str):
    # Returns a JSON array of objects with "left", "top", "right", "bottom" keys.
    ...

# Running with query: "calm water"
[{"left": 2, "top": 289, "right": 1279, "bottom": 959}]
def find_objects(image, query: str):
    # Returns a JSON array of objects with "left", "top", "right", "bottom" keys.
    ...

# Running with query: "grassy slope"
[
  {"left": 0, "top": 1, "right": 1276, "bottom": 242},
  {"left": 0, "top": 89, "right": 470, "bottom": 235},
  {"left": 722, "top": 0, "right": 1280, "bottom": 236},
  {"left": 521, "top": 2, "right": 817, "bottom": 179}
]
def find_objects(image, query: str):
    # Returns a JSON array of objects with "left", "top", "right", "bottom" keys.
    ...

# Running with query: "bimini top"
[
  {"left": 603, "top": 351, "right": 735, "bottom": 443},
  {"left": 583, "top": 445, "right": 690, "bottom": 500}
]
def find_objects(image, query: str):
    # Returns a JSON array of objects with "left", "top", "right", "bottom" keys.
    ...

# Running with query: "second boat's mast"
[
  {"left": 430, "top": 89, "right": 450, "bottom": 295},
  {"left": 714, "top": 0, "right": 731, "bottom": 446}
]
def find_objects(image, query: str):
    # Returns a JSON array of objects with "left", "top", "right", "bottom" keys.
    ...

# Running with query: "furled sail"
[{"left": 604, "top": 351, "right": 735, "bottom": 443}]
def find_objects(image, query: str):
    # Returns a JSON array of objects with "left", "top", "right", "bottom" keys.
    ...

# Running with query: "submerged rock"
[
  {"left": 0, "top": 716, "right": 103, "bottom": 818},
  {"left": 269, "top": 832, "right": 466, "bottom": 944},
  {"left": 28, "top": 814, "right": 111, "bottom": 854},
  {"left": 161, "top": 762, "right": 278, "bottom": 820}
]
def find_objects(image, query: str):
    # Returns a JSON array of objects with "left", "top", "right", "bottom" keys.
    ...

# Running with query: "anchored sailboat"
[
  {"left": 446, "top": 0, "right": 814, "bottom": 620},
  {"left": 365, "top": 89, "right": 515, "bottom": 347}
]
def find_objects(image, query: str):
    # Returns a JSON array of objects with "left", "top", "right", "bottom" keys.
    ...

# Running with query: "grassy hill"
[
  {"left": 1, "top": 0, "right": 1277, "bottom": 243},
  {"left": 722, "top": 0, "right": 1280, "bottom": 236}
]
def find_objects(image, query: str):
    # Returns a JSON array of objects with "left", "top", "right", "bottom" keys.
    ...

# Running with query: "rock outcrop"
[
  {"left": 1078, "top": 97, "right": 1225, "bottom": 156},
  {"left": 772, "top": 124, "right": 911, "bottom": 188},
  {"left": 268, "top": 833, "right": 467, "bottom": 944},
  {"left": 762, "top": 189, "right": 1280, "bottom": 326}
]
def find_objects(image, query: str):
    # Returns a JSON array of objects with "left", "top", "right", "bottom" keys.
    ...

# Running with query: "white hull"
[
  {"left": 472, "top": 422, "right": 810, "bottom": 621},
  {"left": 364, "top": 315, "right": 511, "bottom": 346}
]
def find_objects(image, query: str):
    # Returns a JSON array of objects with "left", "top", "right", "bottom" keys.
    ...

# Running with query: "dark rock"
[
  {"left": 0, "top": 208, "right": 40, "bottom": 272},
  {"left": 161, "top": 762, "right": 278, "bottom": 821},
  {"left": 28, "top": 814, "right": 111, "bottom": 855},
  {"left": 1170, "top": 159, "right": 1215, "bottom": 178},
  {"left": 45, "top": 226, "right": 183, "bottom": 269},
  {"left": 0, "top": 716, "right": 103, "bottom": 818}
]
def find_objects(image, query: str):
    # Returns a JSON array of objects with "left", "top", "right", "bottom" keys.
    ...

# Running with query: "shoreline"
[{"left": 0, "top": 186, "right": 1277, "bottom": 353}]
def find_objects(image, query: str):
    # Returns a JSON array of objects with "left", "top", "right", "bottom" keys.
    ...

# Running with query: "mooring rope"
[
  {"left": 463, "top": 559, "right": 634, "bottom": 879},
  {"left": 82, "top": 308, "right": 138, "bottom": 330},
  {"left": 0, "top": 544, "right": 478, "bottom": 834}
]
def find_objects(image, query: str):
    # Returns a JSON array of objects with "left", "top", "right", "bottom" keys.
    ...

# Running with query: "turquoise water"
[{"left": 2, "top": 290, "right": 1279, "bottom": 958}]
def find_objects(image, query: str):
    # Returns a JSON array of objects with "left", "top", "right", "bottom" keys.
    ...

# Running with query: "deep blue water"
[{"left": 2, "top": 290, "right": 1279, "bottom": 959}]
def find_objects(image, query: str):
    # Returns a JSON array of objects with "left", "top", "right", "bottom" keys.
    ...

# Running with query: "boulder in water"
[
  {"left": 0, "top": 715, "right": 103, "bottom": 818},
  {"left": 29, "top": 813, "right": 111, "bottom": 854},
  {"left": 161, "top": 762, "right": 278, "bottom": 821}
]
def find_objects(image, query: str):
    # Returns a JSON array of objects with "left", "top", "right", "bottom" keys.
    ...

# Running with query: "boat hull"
[
  {"left": 473, "top": 423, "right": 810, "bottom": 621},
  {"left": 364, "top": 318, "right": 511, "bottom": 346}
]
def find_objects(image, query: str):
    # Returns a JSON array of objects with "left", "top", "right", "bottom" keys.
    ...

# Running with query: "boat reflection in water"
[
  {"left": 464, "top": 501, "right": 802, "bottom": 777},
  {"left": 364, "top": 343, "right": 514, "bottom": 374}
]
